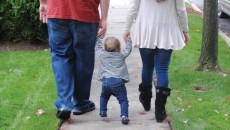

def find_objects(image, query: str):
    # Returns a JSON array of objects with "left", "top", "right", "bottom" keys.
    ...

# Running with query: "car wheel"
[
  {"left": 218, "top": 11, "right": 228, "bottom": 18},
  {"left": 218, "top": 4, "right": 228, "bottom": 18}
]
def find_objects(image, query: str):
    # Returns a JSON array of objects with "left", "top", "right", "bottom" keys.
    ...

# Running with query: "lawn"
[
  {"left": 0, "top": 51, "right": 59, "bottom": 130},
  {"left": 0, "top": 8, "right": 230, "bottom": 130},
  {"left": 168, "top": 12, "right": 230, "bottom": 130}
]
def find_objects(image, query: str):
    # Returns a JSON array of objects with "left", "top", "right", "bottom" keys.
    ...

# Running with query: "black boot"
[
  {"left": 155, "top": 87, "right": 171, "bottom": 122},
  {"left": 139, "top": 83, "right": 152, "bottom": 111}
]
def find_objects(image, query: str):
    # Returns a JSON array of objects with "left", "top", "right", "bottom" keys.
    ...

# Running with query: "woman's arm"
[
  {"left": 123, "top": 0, "right": 141, "bottom": 40},
  {"left": 175, "top": 0, "right": 189, "bottom": 33},
  {"left": 176, "top": 0, "right": 190, "bottom": 43}
]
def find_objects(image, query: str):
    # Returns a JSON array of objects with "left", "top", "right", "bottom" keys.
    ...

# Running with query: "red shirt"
[{"left": 47, "top": 0, "right": 100, "bottom": 23}]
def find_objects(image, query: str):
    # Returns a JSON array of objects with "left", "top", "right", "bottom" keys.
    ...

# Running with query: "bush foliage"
[{"left": 0, "top": 0, "right": 47, "bottom": 42}]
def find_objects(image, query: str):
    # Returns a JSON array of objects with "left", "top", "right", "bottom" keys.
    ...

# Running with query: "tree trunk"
[{"left": 197, "top": 0, "right": 221, "bottom": 71}]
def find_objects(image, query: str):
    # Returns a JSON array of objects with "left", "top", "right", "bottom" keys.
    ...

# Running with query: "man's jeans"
[
  {"left": 139, "top": 48, "right": 172, "bottom": 89},
  {"left": 100, "top": 78, "right": 129, "bottom": 117},
  {"left": 47, "top": 19, "right": 98, "bottom": 111}
]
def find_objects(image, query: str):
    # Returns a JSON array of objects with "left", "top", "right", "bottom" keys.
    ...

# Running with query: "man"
[{"left": 39, "top": 0, "right": 110, "bottom": 122}]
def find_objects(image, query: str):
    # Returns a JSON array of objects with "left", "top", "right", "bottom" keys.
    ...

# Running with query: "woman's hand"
[
  {"left": 183, "top": 32, "right": 190, "bottom": 44},
  {"left": 123, "top": 32, "right": 131, "bottom": 41}
]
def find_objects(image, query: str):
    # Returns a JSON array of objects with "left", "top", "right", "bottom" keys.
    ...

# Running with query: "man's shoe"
[
  {"left": 56, "top": 110, "right": 71, "bottom": 129},
  {"left": 73, "top": 101, "right": 95, "bottom": 115},
  {"left": 121, "top": 116, "right": 130, "bottom": 125},
  {"left": 99, "top": 111, "right": 107, "bottom": 117},
  {"left": 56, "top": 110, "right": 71, "bottom": 120}
]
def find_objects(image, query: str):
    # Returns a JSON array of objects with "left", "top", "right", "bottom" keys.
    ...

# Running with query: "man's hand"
[
  {"left": 98, "top": 0, "right": 110, "bottom": 36},
  {"left": 183, "top": 32, "right": 190, "bottom": 44},
  {"left": 39, "top": 0, "right": 47, "bottom": 23},
  {"left": 97, "top": 19, "right": 107, "bottom": 37},
  {"left": 123, "top": 32, "right": 131, "bottom": 41}
]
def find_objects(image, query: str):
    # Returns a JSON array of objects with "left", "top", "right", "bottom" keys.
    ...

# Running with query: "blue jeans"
[
  {"left": 100, "top": 78, "right": 129, "bottom": 117},
  {"left": 139, "top": 48, "right": 172, "bottom": 89},
  {"left": 47, "top": 19, "right": 98, "bottom": 111}
]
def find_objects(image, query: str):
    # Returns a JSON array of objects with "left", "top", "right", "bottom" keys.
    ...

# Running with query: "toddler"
[{"left": 95, "top": 37, "right": 132, "bottom": 125}]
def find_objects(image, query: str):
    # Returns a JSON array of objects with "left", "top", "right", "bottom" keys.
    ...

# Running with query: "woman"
[{"left": 123, "top": 0, "right": 189, "bottom": 122}]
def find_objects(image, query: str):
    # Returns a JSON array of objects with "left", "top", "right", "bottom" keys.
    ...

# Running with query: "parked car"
[{"left": 218, "top": 0, "right": 230, "bottom": 18}]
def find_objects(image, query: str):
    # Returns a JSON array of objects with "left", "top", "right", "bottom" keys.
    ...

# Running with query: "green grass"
[
  {"left": 167, "top": 13, "right": 230, "bottom": 130},
  {"left": 0, "top": 51, "right": 59, "bottom": 130},
  {"left": 0, "top": 10, "right": 230, "bottom": 130}
]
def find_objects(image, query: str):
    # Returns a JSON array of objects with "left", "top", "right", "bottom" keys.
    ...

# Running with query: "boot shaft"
[{"left": 155, "top": 87, "right": 171, "bottom": 122}]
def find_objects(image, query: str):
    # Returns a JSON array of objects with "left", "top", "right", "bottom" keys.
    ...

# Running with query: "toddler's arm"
[
  {"left": 95, "top": 37, "right": 104, "bottom": 56},
  {"left": 121, "top": 39, "right": 132, "bottom": 58}
]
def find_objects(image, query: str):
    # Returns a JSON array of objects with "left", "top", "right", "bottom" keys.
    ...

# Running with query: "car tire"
[{"left": 218, "top": 11, "right": 228, "bottom": 18}]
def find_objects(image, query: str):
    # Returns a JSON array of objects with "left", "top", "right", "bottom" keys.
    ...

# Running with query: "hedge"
[{"left": 0, "top": 0, "right": 47, "bottom": 42}]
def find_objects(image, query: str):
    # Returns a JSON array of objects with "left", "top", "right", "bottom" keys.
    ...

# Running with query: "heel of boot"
[{"left": 139, "top": 84, "right": 152, "bottom": 111}]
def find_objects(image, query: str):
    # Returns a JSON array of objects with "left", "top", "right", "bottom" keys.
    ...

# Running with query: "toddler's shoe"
[
  {"left": 99, "top": 111, "right": 107, "bottom": 117},
  {"left": 121, "top": 116, "right": 130, "bottom": 125}
]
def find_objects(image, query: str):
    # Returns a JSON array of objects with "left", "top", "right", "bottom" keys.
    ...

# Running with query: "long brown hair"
[{"left": 156, "top": 0, "right": 166, "bottom": 2}]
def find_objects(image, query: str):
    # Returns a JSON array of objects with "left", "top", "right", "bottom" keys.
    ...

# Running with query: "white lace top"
[{"left": 124, "top": 0, "right": 189, "bottom": 50}]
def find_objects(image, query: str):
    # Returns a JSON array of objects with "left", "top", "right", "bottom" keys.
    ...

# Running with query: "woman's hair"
[
  {"left": 156, "top": 0, "right": 166, "bottom": 2},
  {"left": 104, "top": 37, "right": 121, "bottom": 52}
]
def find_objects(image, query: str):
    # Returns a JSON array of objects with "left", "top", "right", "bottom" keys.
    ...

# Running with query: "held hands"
[
  {"left": 123, "top": 32, "right": 131, "bottom": 41},
  {"left": 39, "top": 0, "right": 47, "bottom": 23},
  {"left": 97, "top": 19, "right": 107, "bottom": 37}
]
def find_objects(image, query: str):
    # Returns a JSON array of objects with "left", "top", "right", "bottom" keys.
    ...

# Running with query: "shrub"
[{"left": 0, "top": 0, "right": 48, "bottom": 42}]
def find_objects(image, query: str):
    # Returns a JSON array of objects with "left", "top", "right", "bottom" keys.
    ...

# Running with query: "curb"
[{"left": 187, "top": 0, "right": 230, "bottom": 48}]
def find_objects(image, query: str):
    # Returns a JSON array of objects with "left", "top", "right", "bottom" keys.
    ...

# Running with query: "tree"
[{"left": 197, "top": 0, "right": 221, "bottom": 71}]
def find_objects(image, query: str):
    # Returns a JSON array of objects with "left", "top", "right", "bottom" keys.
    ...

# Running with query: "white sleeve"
[
  {"left": 176, "top": 0, "right": 189, "bottom": 32},
  {"left": 124, "top": 0, "right": 141, "bottom": 32}
]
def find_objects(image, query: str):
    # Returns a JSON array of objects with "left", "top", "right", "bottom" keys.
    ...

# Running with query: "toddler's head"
[{"left": 104, "top": 37, "right": 121, "bottom": 52}]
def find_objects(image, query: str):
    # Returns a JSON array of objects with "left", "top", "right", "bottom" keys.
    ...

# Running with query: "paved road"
[
  {"left": 189, "top": 0, "right": 203, "bottom": 9},
  {"left": 189, "top": 0, "right": 230, "bottom": 47}
]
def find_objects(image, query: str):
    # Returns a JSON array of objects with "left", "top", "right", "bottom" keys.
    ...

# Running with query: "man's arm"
[
  {"left": 39, "top": 0, "right": 48, "bottom": 23},
  {"left": 98, "top": 0, "right": 110, "bottom": 36}
]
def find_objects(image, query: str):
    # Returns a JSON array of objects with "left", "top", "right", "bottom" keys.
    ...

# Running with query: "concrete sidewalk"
[{"left": 62, "top": 2, "right": 170, "bottom": 130}]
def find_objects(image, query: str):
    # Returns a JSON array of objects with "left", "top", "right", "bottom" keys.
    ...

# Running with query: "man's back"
[{"left": 47, "top": 0, "right": 100, "bottom": 23}]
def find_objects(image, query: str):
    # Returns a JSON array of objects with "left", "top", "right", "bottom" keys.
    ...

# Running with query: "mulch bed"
[
  {"left": 0, "top": 41, "right": 49, "bottom": 51},
  {"left": 187, "top": 7, "right": 203, "bottom": 17}
]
